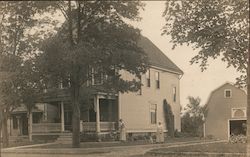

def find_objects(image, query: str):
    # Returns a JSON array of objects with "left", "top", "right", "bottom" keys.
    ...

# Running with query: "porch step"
[
  {"left": 9, "top": 136, "right": 29, "bottom": 143},
  {"left": 55, "top": 132, "right": 72, "bottom": 144}
]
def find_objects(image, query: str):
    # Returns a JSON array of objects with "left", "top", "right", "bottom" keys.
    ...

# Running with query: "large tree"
[
  {"left": 38, "top": 1, "right": 148, "bottom": 147},
  {"left": 163, "top": 0, "right": 249, "bottom": 154},
  {"left": 0, "top": 1, "right": 58, "bottom": 146}
]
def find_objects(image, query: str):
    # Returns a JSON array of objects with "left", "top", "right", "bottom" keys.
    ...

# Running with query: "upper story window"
[
  {"left": 173, "top": 87, "right": 177, "bottom": 102},
  {"left": 60, "top": 78, "right": 70, "bottom": 89},
  {"left": 224, "top": 89, "right": 232, "bottom": 98},
  {"left": 91, "top": 67, "right": 104, "bottom": 85},
  {"left": 146, "top": 70, "right": 150, "bottom": 87},
  {"left": 155, "top": 71, "right": 160, "bottom": 89}
]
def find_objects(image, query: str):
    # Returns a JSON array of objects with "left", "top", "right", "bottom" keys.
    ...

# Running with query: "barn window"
[
  {"left": 224, "top": 89, "right": 232, "bottom": 98},
  {"left": 232, "top": 108, "right": 246, "bottom": 118}
]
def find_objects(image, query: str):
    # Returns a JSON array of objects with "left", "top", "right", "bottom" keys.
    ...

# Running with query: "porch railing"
[
  {"left": 81, "top": 122, "right": 116, "bottom": 132},
  {"left": 32, "top": 123, "right": 61, "bottom": 133}
]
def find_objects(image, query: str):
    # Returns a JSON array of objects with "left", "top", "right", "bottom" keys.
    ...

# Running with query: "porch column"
[
  {"left": 95, "top": 95, "right": 100, "bottom": 134},
  {"left": 61, "top": 101, "right": 65, "bottom": 132},
  {"left": 118, "top": 93, "right": 122, "bottom": 120},
  {"left": 28, "top": 111, "right": 33, "bottom": 141},
  {"left": 9, "top": 117, "right": 13, "bottom": 136},
  {"left": 16, "top": 116, "right": 21, "bottom": 135}
]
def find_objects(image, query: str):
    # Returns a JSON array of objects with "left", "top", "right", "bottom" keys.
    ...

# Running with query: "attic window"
[{"left": 224, "top": 89, "right": 232, "bottom": 98}]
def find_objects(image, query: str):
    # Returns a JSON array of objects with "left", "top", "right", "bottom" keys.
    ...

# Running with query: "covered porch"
[
  {"left": 9, "top": 91, "right": 119, "bottom": 139},
  {"left": 80, "top": 95, "right": 119, "bottom": 133}
]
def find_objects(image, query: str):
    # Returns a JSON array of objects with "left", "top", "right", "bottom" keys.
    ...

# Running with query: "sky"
[
  {"left": 43, "top": 1, "right": 241, "bottom": 108},
  {"left": 132, "top": 1, "right": 241, "bottom": 106}
]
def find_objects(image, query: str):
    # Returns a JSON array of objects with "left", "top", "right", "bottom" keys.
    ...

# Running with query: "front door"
[
  {"left": 21, "top": 114, "right": 28, "bottom": 135},
  {"left": 64, "top": 111, "right": 72, "bottom": 131}
]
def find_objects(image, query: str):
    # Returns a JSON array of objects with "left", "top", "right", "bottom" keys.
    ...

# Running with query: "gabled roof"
[
  {"left": 205, "top": 82, "right": 246, "bottom": 105},
  {"left": 138, "top": 36, "right": 183, "bottom": 75}
]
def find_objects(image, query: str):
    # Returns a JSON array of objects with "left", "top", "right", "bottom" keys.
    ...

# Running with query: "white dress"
[
  {"left": 119, "top": 122, "right": 126, "bottom": 141},
  {"left": 156, "top": 124, "right": 164, "bottom": 143}
]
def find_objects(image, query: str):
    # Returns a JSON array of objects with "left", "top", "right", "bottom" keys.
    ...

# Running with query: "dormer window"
[{"left": 224, "top": 89, "right": 232, "bottom": 98}]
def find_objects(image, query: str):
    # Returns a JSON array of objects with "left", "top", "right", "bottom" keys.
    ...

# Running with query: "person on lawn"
[
  {"left": 156, "top": 122, "right": 164, "bottom": 143},
  {"left": 119, "top": 119, "right": 126, "bottom": 142}
]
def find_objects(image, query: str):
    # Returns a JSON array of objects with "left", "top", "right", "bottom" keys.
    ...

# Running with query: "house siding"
[
  {"left": 205, "top": 83, "right": 247, "bottom": 140},
  {"left": 119, "top": 67, "right": 181, "bottom": 133}
]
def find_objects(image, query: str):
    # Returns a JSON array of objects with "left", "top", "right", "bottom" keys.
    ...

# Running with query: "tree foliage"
[
  {"left": 37, "top": 1, "right": 148, "bottom": 147},
  {"left": 181, "top": 96, "right": 207, "bottom": 136},
  {"left": 0, "top": 1, "right": 58, "bottom": 146},
  {"left": 163, "top": 0, "right": 249, "bottom": 87}
]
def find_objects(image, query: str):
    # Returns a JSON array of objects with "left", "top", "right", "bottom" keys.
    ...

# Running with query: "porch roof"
[
  {"left": 38, "top": 86, "right": 117, "bottom": 103},
  {"left": 12, "top": 104, "right": 43, "bottom": 114}
]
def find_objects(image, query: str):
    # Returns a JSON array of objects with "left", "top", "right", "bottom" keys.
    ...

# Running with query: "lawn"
[
  {"left": 149, "top": 142, "right": 246, "bottom": 154},
  {"left": 7, "top": 140, "right": 49, "bottom": 148},
  {"left": 34, "top": 137, "right": 202, "bottom": 149}
]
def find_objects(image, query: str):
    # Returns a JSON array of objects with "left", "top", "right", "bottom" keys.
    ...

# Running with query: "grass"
[
  {"left": 34, "top": 137, "right": 202, "bottom": 149},
  {"left": 149, "top": 142, "right": 246, "bottom": 154},
  {"left": 7, "top": 140, "right": 50, "bottom": 148}
]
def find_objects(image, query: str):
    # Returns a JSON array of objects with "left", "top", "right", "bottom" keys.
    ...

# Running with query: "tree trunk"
[
  {"left": 68, "top": 0, "right": 81, "bottom": 148},
  {"left": 2, "top": 113, "right": 8, "bottom": 148},
  {"left": 72, "top": 100, "right": 80, "bottom": 148},
  {"left": 247, "top": 4, "right": 250, "bottom": 156},
  {"left": 72, "top": 78, "right": 80, "bottom": 148},
  {"left": 28, "top": 110, "right": 32, "bottom": 142}
]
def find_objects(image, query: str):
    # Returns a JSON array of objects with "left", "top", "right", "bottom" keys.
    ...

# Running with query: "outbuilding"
[{"left": 205, "top": 82, "right": 247, "bottom": 140}]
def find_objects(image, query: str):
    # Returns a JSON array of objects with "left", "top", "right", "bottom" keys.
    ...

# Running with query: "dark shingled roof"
[{"left": 138, "top": 36, "right": 183, "bottom": 75}]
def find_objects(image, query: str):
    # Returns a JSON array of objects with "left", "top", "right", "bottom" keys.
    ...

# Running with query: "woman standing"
[
  {"left": 156, "top": 122, "right": 164, "bottom": 143},
  {"left": 119, "top": 119, "right": 126, "bottom": 142}
]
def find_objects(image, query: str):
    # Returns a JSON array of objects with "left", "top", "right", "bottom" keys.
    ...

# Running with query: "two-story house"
[
  {"left": 8, "top": 36, "right": 183, "bottom": 141},
  {"left": 205, "top": 82, "right": 247, "bottom": 140}
]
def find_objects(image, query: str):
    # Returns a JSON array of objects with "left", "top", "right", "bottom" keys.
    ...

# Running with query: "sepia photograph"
[{"left": 0, "top": 1, "right": 249, "bottom": 157}]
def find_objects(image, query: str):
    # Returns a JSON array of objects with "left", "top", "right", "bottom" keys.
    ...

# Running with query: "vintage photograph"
[{"left": 0, "top": 1, "right": 248, "bottom": 157}]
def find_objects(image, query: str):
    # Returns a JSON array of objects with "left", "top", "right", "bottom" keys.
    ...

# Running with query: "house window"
[
  {"left": 59, "top": 78, "right": 70, "bottom": 89},
  {"left": 146, "top": 70, "right": 150, "bottom": 87},
  {"left": 173, "top": 87, "right": 177, "bottom": 102},
  {"left": 138, "top": 75, "right": 142, "bottom": 95},
  {"left": 13, "top": 116, "right": 18, "bottom": 129},
  {"left": 92, "top": 68, "right": 103, "bottom": 85},
  {"left": 155, "top": 72, "right": 160, "bottom": 89},
  {"left": 150, "top": 104, "right": 157, "bottom": 124},
  {"left": 224, "top": 89, "right": 232, "bottom": 98}
]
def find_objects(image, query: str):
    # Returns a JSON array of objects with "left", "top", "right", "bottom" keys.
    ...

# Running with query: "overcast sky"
[{"left": 133, "top": 1, "right": 241, "bottom": 106}]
